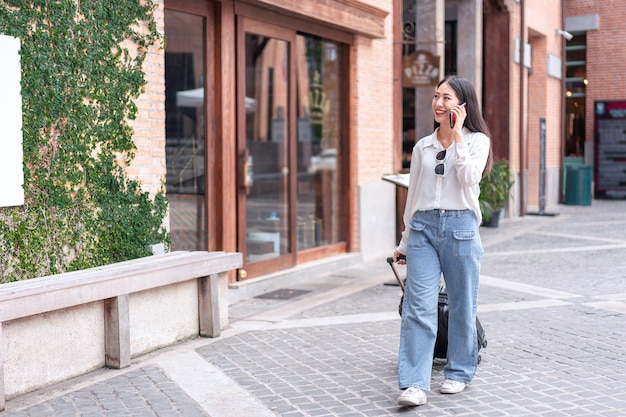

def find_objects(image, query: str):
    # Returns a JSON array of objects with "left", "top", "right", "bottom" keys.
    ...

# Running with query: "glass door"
[{"left": 237, "top": 19, "right": 296, "bottom": 275}]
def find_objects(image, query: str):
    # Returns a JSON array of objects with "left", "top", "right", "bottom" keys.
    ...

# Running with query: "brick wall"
[
  {"left": 566, "top": 0, "right": 626, "bottom": 145},
  {"left": 352, "top": 8, "right": 394, "bottom": 185},
  {"left": 510, "top": 1, "right": 522, "bottom": 175},
  {"left": 517, "top": 0, "right": 564, "bottom": 208},
  {"left": 127, "top": 0, "right": 166, "bottom": 197},
  {"left": 350, "top": 0, "right": 394, "bottom": 248}
]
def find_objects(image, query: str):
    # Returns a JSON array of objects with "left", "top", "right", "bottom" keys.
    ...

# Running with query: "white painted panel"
[
  {"left": 565, "top": 14, "right": 600, "bottom": 32},
  {"left": 513, "top": 38, "right": 532, "bottom": 69},
  {"left": 0, "top": 35, "right": 24, "bottom": 207},
  {"left": 547, "top": 54, "right": 562, "bottom": 79}
]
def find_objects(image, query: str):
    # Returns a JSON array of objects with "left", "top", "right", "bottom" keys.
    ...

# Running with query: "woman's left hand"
[
  {"left": 451, "top": 103, "right": 467, "bottom": 141},
  {"left": 450, "top": 103, "right": 467, "bottom": 130}
]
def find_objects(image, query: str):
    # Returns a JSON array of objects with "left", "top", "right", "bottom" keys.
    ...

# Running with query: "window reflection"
[
  {"left": 244, "top": 35, "right": 290, "bottom": 263},
  {"left": 164, "top": 10, "right": 206, "bottom": 251},
  {"left": 295, "top": 34, "right": 344, "bottom": 250}
]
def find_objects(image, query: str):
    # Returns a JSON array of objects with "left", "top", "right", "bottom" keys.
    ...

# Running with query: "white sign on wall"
[
  {"left": 514, "top": 38, "right": 532, "bottom": 69},
  {"left": 547, "top": 54, "right": 562, "bottom": 79},
  {"left": 0, "top": 35, "right": 25, "bottom": 207}
]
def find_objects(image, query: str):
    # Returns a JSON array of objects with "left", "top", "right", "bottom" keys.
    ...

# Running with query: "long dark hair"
[{"left": 436, "top": 75, "right": 493, "bottom": 177}]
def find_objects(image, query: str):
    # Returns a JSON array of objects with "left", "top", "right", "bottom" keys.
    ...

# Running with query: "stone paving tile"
[
  {"left": 290, "top": 276, "right": 546, "bottom": 321},
  {"left": 481, "top": 247, "right": 626, "bottom": 297},
  {"left": 196, "top": 247, "right": 626, "bottom": 417},
  {"left": 484, "top": 232, "right": 611, "bottom": 253},
  {"left": 4, "top": 366, "right": 207, "bottom": 417},
  {"left": 197, "top": 295, "right": 626, "bottom": 416},
  {"left": 292, "top": 283, "right": 402, "bottom": 319},
  {"left": 197, "top": 322, "right": 399, "bottom": 416}
]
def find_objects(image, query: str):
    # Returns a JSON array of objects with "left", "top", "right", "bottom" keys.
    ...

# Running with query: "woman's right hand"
[{"left": 393, "top": 250, "right": 406, "bottom": 265}]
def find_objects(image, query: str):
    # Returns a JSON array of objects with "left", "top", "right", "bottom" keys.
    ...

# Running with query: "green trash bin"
[{"left": 564, "top": 164, "right": 592, "bottom": 205}]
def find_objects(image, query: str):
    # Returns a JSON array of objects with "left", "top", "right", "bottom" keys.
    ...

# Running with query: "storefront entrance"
[
  {"left": 237, "top": 18, "right": 347, "bottom": 278},
  {"left": 164, "top": 1, "right": 351, "bottom": 280}
]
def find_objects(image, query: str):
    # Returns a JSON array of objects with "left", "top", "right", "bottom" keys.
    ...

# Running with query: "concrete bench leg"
[
  {"left": 104, "top": 295, "right": 130, "bottom": 369},
  {"left": 0, "top": 324, "right": 5, "bottom": 411},
  {"left": 198, "top": 274, "right": 220, "bottom": 337}
]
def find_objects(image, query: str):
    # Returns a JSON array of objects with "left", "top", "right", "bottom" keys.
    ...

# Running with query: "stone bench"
[{"left": 0, "top": 250, "right": 242, "bottom": 410}]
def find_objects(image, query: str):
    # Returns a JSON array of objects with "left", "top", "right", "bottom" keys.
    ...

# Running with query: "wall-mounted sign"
[
  {"left": 402, "top": 50, "right": 440, "bottom": 87},
  {"left": 594, "top": 100, "right": 626, "bottom": 198}
]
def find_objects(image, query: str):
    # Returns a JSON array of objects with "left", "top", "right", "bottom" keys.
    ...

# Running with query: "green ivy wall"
[{"left": 0, "top": 0, "right": 169, "bottom": 282}]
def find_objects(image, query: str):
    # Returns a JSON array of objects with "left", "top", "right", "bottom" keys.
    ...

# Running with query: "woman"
[{"left": 392, "top": 75, "right": 492, "bottom": 406}]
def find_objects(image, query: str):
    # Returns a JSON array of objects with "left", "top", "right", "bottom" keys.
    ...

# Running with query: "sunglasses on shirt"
[{"left": 435, "top": 150, "right": 446, "bottom": 175}]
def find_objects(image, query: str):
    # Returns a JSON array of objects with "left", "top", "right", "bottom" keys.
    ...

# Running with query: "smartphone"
[{"left": 450, "top": 102, "right": 467, "bottom": 128}]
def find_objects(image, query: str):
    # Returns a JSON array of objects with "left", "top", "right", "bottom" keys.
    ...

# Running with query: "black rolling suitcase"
[{"left": 387, "top": 257, "right": 487, "bottom": 363}]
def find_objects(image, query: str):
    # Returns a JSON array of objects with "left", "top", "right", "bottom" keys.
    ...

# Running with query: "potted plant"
[{"left": 479, "top": 159, "right": 514, "bottom": 227}]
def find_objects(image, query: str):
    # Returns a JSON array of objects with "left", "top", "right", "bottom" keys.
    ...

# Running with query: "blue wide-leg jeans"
[{"left": 398, "top": 209, "right": 482, "bottom": 391}]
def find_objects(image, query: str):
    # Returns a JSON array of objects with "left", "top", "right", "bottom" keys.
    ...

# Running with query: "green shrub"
[{"left": 479, "top": 159, "right": 514, "bottom": 223}]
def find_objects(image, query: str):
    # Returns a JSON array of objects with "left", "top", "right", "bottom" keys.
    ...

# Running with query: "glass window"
[
  {"left": 243, "top": 34, "right": 290, "bottom": 263},
  {"left": 565, "top": 33, "right": 586, "bottom": 157},
  {"left": 295, "top": 34, "right": 345, "bottom": 249},
  {"left": 164, "top": 10, "right": 207, "bottom": 251},
  {"left": 444, "top": 21, "right": 457, "bottom": 75},
  {"left": 565, "top": 33, "right": 587, "bottom": 98}
]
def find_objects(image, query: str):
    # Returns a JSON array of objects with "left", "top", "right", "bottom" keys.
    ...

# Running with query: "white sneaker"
[
  {"left": 440, "top": 378, "right": 467, "bottom": 394},
  {"left": 397, "top": 387, "right": 427, "bottom": 406}
]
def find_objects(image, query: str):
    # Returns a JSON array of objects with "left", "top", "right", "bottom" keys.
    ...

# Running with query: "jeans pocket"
[
  {"left": 407, "top": 221, "right": 427, "bottom": 249},
  {"left": 452, "top": 230, "right": 475, "bottom": 258},
  {"left": 408, "top": 220, "right": 426, "bottom": 232}
]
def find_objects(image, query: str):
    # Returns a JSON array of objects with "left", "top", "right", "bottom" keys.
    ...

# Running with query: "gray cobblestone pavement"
[{"left": 3, "top": 200, "right": 626, "bottom": 416}]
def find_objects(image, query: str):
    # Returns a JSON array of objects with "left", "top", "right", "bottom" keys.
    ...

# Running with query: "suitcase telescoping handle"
[{"left": 386, "top": 255, "right": 406, "bottom": 291}]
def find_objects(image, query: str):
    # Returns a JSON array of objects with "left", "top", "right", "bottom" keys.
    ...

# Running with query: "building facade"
[
  {"left": 129, "top": 0, "right": 398, "bottom": 282},
  {"left": 564, "top": 0, "right": 626, "bottom": 199},
  {"left": 396, "top": 0, "right": 567, "bottom": 222},
  {"left": 127, "top": 0, "right": 574, "bottom": 284}
]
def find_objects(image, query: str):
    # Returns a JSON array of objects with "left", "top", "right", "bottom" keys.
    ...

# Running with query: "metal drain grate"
[{"left": 255, "top": 289, "right": 311, "bottom": 300}]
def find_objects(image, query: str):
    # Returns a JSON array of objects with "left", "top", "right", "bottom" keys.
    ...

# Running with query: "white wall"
[
  {"left": 359, "top": 182, "right": 397, "bottom": 261},
  {"left": 3, "top": 303, "right": 105, "bottom": 398}
]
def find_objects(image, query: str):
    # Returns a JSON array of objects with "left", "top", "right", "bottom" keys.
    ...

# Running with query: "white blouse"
[{"left": 396, "top": 127, "right": 491, "bottom": 254}]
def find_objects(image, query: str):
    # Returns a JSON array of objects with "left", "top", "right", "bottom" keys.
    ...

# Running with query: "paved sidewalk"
[{"left": 3, "top": 200, "right": 626, "bottom": 416}]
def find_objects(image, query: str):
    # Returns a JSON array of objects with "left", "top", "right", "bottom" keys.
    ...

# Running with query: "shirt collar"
[
  {"left": 424, "top": 129, "right": 442, "bottom": 149},
  {"left": 425, "top": 127, "right": 471, "bottom": 149}
]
